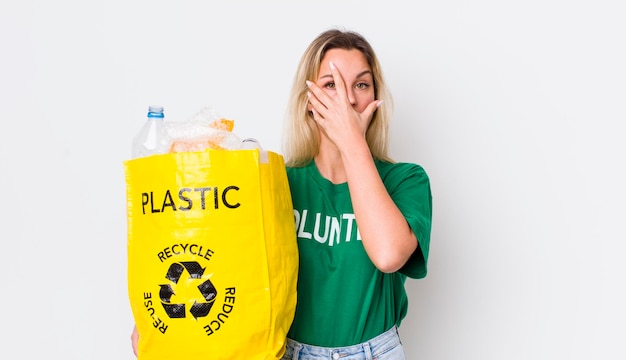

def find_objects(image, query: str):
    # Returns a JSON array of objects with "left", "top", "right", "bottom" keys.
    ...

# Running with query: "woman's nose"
[{"left": 347, "top": 89, "right": 357, "bottom": 107}]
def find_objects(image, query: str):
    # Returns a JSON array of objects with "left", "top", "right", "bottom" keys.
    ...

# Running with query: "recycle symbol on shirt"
[{"left": 159, "top": 261, "right": 218, "bottom": 319}]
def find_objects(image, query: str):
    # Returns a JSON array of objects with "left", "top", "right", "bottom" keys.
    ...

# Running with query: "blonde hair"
[{"left": 282, "top": 28, "right": 394, "bottom": 167}]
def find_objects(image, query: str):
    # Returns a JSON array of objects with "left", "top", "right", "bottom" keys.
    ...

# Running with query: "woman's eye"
[
  {"left": 356, "top": 82, "right": 370, "bottom": 90},
  {"left": 324, "top": 82, "right": 336, "bottom": 89}
]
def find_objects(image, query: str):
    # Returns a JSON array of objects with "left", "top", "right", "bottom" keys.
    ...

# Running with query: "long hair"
[{"left": 282, "top": 28, "right": 394, "bottom": 167}]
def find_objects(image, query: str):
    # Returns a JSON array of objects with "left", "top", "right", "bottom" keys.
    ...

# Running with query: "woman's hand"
[
  {"left": 306, "top": 60, "right": 381, "bottom": 152},
  {"left": 131, "top": 325, "right": 139, "bottom": 357}
]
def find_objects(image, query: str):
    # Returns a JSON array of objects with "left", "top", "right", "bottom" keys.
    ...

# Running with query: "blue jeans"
[{"left": 281, "top": 326, "right": 405, "bottom": 360}]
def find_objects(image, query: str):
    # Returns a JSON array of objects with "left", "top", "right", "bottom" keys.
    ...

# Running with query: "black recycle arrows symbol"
[{"left": 159, "top": 261, "right": 218, "bottom": 319}]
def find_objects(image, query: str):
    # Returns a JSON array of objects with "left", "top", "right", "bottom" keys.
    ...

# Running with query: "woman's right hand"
[{"left": 131, "top": 325, "right": 139, "bottom": 357}]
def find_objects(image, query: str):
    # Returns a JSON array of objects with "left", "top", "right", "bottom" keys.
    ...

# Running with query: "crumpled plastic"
[{"left": 165, "top": 106, "right": 243, "bottom": 152}]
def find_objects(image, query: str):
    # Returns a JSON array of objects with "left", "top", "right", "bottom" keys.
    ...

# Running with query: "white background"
[{"left": 1, "top": 1, "right": 625, "bottom": 359}]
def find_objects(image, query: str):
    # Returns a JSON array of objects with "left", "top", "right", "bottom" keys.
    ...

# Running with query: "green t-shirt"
[{"left": 285, "top": 160, "right": 432, "bottom": 347}]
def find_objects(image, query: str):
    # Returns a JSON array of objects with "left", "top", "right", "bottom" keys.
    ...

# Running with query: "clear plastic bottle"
[{"left": 132, "top": 105, "right": 169, "bottom": 158}]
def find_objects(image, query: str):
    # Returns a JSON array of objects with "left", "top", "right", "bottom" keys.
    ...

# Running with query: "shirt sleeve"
[{"left": 382, "top": 163, "right": 432, "bottom": 279}]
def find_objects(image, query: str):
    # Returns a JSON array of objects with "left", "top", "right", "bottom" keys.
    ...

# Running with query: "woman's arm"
[
  {"left": 341, "top": 140, "right": 418, "bottom": 273},
  {"left": 306, "top": 62, "right": 418, "bottom": 273}
]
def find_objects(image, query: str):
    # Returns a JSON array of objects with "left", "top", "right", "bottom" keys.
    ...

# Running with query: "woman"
[
  {"left": 280, "top": 28, "right": 432, "bottom": 359},
  {"left": 130, "top": 28, "right": 432, "bottom": 359}
]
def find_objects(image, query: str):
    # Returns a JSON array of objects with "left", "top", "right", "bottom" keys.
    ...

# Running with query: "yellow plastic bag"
[{"left": 124, "top": 149, "right": 298, "bottom": 360}]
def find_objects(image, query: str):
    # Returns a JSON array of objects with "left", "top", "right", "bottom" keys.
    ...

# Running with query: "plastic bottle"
[{"left": 132, "top": 105, "right": 169, "bottom": 158}]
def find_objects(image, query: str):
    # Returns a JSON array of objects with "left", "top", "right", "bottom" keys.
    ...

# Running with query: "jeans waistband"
[{"left": 284, "top": 325, "right": 401, "bottom": 359}]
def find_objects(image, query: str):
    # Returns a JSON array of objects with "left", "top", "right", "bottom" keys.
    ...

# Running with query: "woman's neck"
[{"left": 314, "top": 139, "right": 347, "bottom": 184}]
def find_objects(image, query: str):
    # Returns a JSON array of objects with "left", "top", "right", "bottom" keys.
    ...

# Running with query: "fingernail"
[
  {"left": 307, "top": 91, "right": 312, "bottom": 98},
  {"left": 306, "top": 80, "right": 312, "bottom": 87},
  {"left": 329, "top": 61, "right": 335, "bottom": 70},
  {"left": 376, "top": 100, "right": 384, "bottom": 108}
]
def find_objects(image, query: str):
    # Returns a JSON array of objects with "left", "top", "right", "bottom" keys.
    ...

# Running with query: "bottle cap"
[{"left": 147, "top": 105, "right": 165, "bottom": 118}]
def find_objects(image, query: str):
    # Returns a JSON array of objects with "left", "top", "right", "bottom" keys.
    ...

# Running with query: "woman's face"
[{"left": 315, "top": 48, "right": 375, "bottom": 113}]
